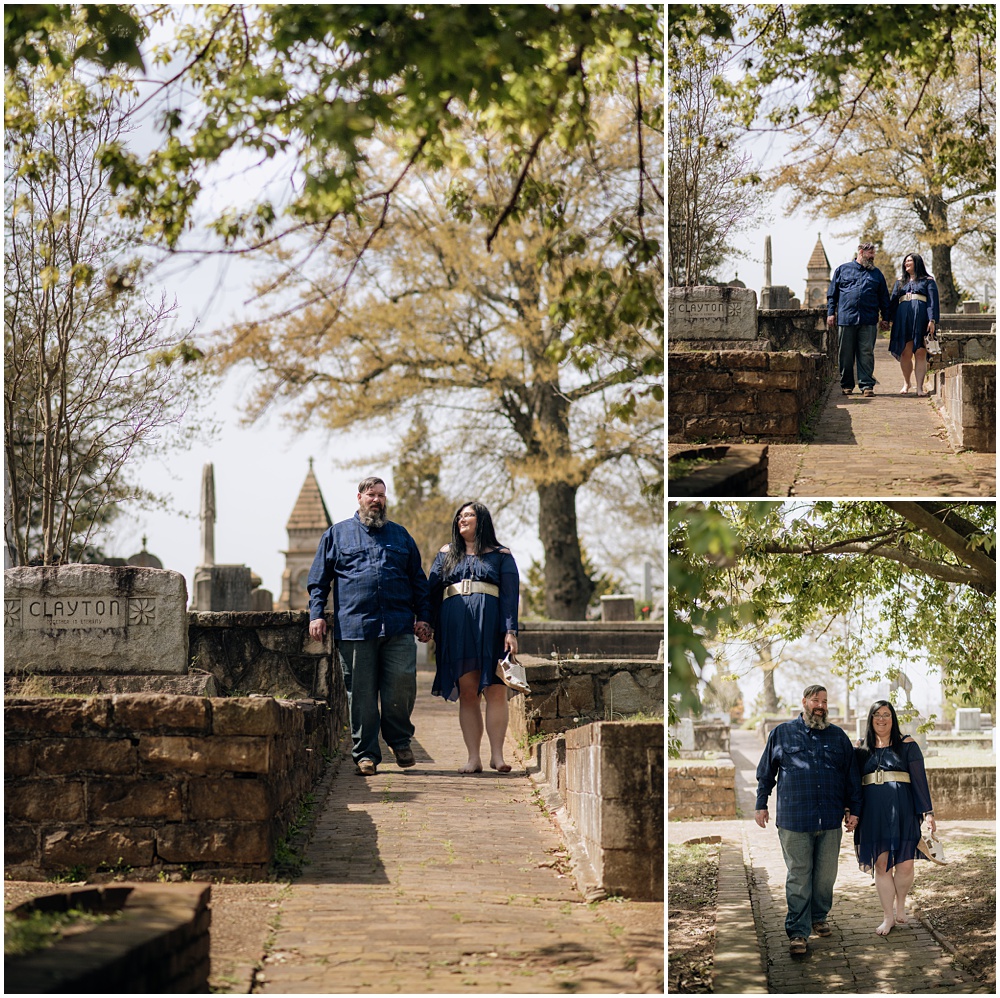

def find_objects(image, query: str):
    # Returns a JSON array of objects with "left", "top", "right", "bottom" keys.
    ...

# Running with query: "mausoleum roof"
[
  {"left": 808, "top": 236, "right": 830, "bottom": 271},
  {"left": 127, "top": 536, "right": 163, "bottom": 569},
  {"left": 287, "top": 462, "right": 332, "bottom": 532}
]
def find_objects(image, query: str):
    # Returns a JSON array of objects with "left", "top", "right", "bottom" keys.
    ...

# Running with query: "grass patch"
[
  {"left": 911, "top": 832, "right": 995, "bottom": 985},
  {"left": 667, "top": 842, "right": 719, "bottom": 993},
  {"left": 5, "top": 907, "right": 121, "bottom": 958}
]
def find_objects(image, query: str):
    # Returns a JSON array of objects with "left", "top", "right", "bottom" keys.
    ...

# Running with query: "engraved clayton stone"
[
  {"left": 4, "top": 565, "right": 188, "bottom": 675},
  {"left": 667, "top": 286, "right": 758, "bottom": 340}
]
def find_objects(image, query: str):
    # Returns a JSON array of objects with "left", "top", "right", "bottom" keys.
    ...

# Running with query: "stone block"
[
  {"left": 5, "top": 825, "right": 37, "bottom": 865},
  {"left": 741, "top": 413, "right": 799, "bottom": 436},
  {"left": 88, "top": 779, "right": 184, "bottom": 822},
  {"left": 685, "top": 415, "right": 743, "bottom": 438},
  {"left": 139, "top": 736, "right": 270, "bottom": 774},
  {"left": 601, "top": 847, "right": 663, "bottom": 901},
  {"left": 672, "top": 371, "right": 733, "bottom": 393},
  {"left": 667, "top": 392, "right": 707, "bottom": 415},
  {"left": 600, "top": 797, "right": 662, "bottom": 851},
  {"left": 5, "top": 740, "right": 35, "bottom": 777},
  {"left": 211, "top": 697, "right": 283, "bottom": 736},
  {"left": 4, "top": 565, "right": 189, "bottom": 675},
  {"left": 42, "top": 827, "right": 155, "bottom": 870},
  {"left": 4, "top": 699, "right": 112, "bottom": 735},
  {"left": 111, "top": 695, "right": 209, "bottom": 733},
  {"left": 189, "top": 779, "right": 273, "bottom": 821},
  {"left": 732, "top": 370, "right": 804, "bottom": 390},
  {"left": 606, "top": 671, "right": 657, "bottom": 716},
  {"left": 667, "top": 286, "right": 758, "bottom": 340},
  {"left": 6, "top": 781, "right": 85, "bottom": 823},
  {"left": 559, "top": 675, "right": 597, "bottom": 715},
  {"left": 37, "top": 738, "right": 136, "bottom": 776},
  {"left": 156, "top": 822, "right": 272, "bottom": 864},
  {"left": 722, "top": 349, "right": 769, "bottom": 369},
  {"left": 767, "top": 352, "right": 813, "bottom": 371},
  {"left": 705, "top": 392, "right": 757, "bottom": 414},
  {"left": 755, "top": 391, "right": 801, "bottom": 414}
]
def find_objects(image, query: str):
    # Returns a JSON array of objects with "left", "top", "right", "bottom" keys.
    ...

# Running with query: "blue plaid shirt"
[
  {"left": 307, "top": 514, "right": 431, "bottom": 641},
  {"left": 756, "top": 716, "right": 862, "bottom": 831}
]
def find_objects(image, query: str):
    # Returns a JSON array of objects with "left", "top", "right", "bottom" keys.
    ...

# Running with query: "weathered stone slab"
[
  {"left": 667, "top": 286, "right": 758, "bottom": 340},
  {"left": 4, "top": 566, "right": 188, "bottom": 675}
]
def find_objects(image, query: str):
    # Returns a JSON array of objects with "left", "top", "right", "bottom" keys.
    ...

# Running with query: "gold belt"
[
  {"left": 862, "top": 770, "right": 911, "bottom": 786},
  {"left": 900, "top": 293, "right": 928, "bottom": 302},
  {"left": 443, "top": 580, "right": 499, "bottom": 600}
]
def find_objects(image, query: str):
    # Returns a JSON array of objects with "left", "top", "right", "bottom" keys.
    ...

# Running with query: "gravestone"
[
  {"left": 600, "top": 595, "right": 635, "bottom": 621},
  {"left": 193, "top": 564, "right": 254, "bottom": 611},
  {"left": 954, "top": 707, "right": 981, "bottom": 733},
  {"left": 667, "top": 286, "right": 757, "bottom": 340},
  {"left": 4, "top": 565, "right": 188, "bottom": 675},
  {"left": 676, "top": 717, "right": 695, "bottom": 752}
]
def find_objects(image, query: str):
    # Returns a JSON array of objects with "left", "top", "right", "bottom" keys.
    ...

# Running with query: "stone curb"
[{"left": 712, "top": 838, "right": 769, "bottom": 993}]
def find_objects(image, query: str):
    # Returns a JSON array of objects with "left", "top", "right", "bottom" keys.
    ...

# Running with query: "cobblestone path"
[
  {"left": 790, "top": 350, "right": 995, "bottom": 496},
  {"left": 256, "top": 670, "right": 662, "bottom": 994}
]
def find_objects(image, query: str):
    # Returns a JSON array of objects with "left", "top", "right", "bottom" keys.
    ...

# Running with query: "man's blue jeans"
[
  {"left": 337, "top": 634, "right": 417, "bottom": 764},
  {"left": 838, "top": 324, "right": 877, "bottom": 390},
  {"left": 777, "top": 826, "right": 843, "bottom": 939}
]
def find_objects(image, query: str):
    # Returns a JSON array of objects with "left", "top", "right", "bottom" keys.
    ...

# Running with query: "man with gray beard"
[
  {"left": 755, "top": 685, "right": 862, "bottom": 955},
  {"left": 308, "top": 476, "right": 433, "bottom": 776},
  {"left": 827, "top": 241, "right": 891, "bottom": 397}
]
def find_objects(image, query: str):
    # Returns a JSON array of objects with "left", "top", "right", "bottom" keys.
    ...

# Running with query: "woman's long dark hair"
[
  {"left": 443, "top": 501, "right": 502, "bottom": 574},
  {"left": 900, "top": 252, "right": 929, "bottom": 283},
  {"left": 863, "top": 699, "right": 905, "bottom": 753}
]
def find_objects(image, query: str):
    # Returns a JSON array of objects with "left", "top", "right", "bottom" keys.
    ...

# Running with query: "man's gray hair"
[
  {"left": 858, "top": 241, "right": 876, "bottom": 251},
  {"left": 802, "top": 684, "right": 827, "bottom": 699},
  {"left": 357, "top": 476, "right": 386, "bottom": 494}
]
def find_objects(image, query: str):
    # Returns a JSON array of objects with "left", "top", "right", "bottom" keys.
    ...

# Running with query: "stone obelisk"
[{"left": 200, "top": 463, "right": 216, "bottom": 567}]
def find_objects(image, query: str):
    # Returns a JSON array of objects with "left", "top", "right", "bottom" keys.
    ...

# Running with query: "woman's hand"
[
  {"left": 925, "top": 815, "right": 937, "bottom": 835},
  {"left": 504, "top": 631, "right": 518, "bottom": 655},
  {"left": 926, "top": 320, "right": 936, "bottom": 338}
]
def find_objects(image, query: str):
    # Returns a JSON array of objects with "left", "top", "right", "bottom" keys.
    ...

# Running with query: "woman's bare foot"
[
  {"left": 490, "top": 759, "right": 512, "bottom": 773},
  {"left": 458, "top": 760, "right": 482, "bottom": 774},
  {"left": 900, "top": 384, "right": 910, "bottom": 394},
  {"left": 875, "top": 919, "right": 894, "bottom": 936},
  {"left": 895, "top": 909, "right": 908, "bottom": 924}
]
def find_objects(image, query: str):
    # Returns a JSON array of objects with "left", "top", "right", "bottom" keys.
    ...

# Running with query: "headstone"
[
  {"left": 667, "top": 286, "right": 757, "bottom": 340},
  {"left": 193, "top": 564, "right": 253, "bottom": 611},
  {"left": 761, "top": 285, "right": 792, "bottom": 310},
  {"left": 954, "top": 707, "right": 981, "bottom": 733},
  {"left": 600, "top": 595, "right": 635, "bottom": 621},
  {"left": 963, "top": 301, "right": 981, "bottom": 314},
  {"left": 855, "top": 718, "right": 867, "bottom": 743},
  {"left": 677, "top": 717, "right": 695, "bottom": 752},
  {"left": 4, "top": 565, "right": 188, "bottom": 675}
]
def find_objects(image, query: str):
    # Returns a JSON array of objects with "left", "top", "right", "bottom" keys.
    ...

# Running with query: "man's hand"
[
  {"left": 754, "top": 809, "right": 769, "bottom": 829},
  {"left": 308, "top": 617, "right": 327, "bottom": 642},
  {"left": 827, "top": 315, "right": 836, "bottom": 330},
  {"left": 845, "top": 814, "right": 858, "bottom": 832},
  {"left": 414, "top": 620, "right": 433, "bottom": 643}
]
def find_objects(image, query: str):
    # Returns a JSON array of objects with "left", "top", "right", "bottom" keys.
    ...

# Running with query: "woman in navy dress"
[
  {"left": 853, "top": 700, "right": 936, "bottom": 936},
  {"left": 428, "top": 501, "right": 519, "bottom": 773},
  {"left": 888, "top": 252, "right": 940, "bottom": 397}
]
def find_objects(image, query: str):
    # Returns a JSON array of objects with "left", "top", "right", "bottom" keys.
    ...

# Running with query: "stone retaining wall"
[
  {"left": 926, "top": 766, "right": 995, "bottom": 820},
  {"left": 564, "top": 721, "right": 663, "bottom": 900},
  {"left": 508, "top": 656, "right": 663, "bottom": 743},
  {"left": 933, "top": 362, "right": 996, "bottom": 452},
  {"left": 936, "top": 330, "right": 996, "bottom": 366},
  {"left": 4, "top": 694, "right": 335, "bottom": 880},
  {"left": 668, "top": 349, "right": 831, "bottom": 443},
  {"left": 666, "top": 759, "right": 737, "bottom": 820}
]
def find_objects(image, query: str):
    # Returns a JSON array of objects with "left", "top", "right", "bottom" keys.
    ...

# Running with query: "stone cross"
[
  {"left": 200, "top": 463, "right": 216, "bottom": 567},
  {"left": 764, "top": 234, "right": 772, "bottom": 287}
]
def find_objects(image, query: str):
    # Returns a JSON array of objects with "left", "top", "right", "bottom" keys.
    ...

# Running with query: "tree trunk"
[
  {"left": 537, "top": 481, "right": 594, "bottom": 619},
  {"left": 930, "top": 242, "right": 958, "bottom": 314},
  {"left": 758, "top": 641, "right": 780, "bottom": 713}
]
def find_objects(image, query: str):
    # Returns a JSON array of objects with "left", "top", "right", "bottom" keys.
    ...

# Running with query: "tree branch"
[{"left": 883, "top": 501, "right": 997, "bottom": 578}]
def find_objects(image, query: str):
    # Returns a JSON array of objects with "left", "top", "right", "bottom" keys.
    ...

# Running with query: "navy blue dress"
[
  {"left": 888, "top": 276, "right": 940, "bottom": 360},
  {"left": 428, "top": 549, "right": 519, "bottom": 701},
  {"left": 853, "top": 740, "right": 933, "bottom": 874}
]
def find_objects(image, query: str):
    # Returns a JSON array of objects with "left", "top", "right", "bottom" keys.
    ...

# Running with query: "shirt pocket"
[{"left": 380, "top": 542, "right": 410, "bottom": 579}]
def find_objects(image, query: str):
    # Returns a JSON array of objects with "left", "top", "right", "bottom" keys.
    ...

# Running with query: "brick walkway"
[
  {"left": 668, "top": 730, "right": 991, "bottom": 994},
  {"left": 790, "top": 348, "right": 995, "bottom": 496},
  {"left": 256, "top": 670, "right": 662, "bottom": 994}
]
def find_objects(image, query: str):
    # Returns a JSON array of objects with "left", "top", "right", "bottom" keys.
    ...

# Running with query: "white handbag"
[{"left": 496, "top": 652, "right": 530, "bottom": 694}]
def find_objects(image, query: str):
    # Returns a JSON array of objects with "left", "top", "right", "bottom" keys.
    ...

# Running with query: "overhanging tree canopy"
[{"left": 669, "top": 501, "right": 996, "bottom": 721}]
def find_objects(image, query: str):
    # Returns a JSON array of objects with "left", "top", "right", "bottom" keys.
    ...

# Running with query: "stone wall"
[
  {"left": 668, "top": 444, "right": 768, "bottom": 497},
  {"left": 757, "top": 308, "right": 834, "bottom": 356},
  {"left": 668, "top": 348, "right": 831, "bottom": 442},
  {"left": 933, "top": 362, "right": 996, "bottom": 452},
  {"left": 188, "top": 610, "right": 342, "bottom": 703},
  {"left": 564, "top": 722, "right": 663, "bottom": 900},
  {"left": 508, "top": 655, "right": 663, "bottom": 742},
  {"left": 6, "top": 883, "right": 211, "bottom": 993},
  {"left": 925, "top": 766, "right": 995, "bottom": 820},
  {"left": 517, "top": 621, "right": 663, "bottom": 658},
  {"left": 936, "top": 330, "right": 996, "bottom": 366},
  {"left": 5, "top": 694, "right": 335, "bottom": 880},
  {"left": 667, "top": 759, "right": 737, "bottom": 820}
]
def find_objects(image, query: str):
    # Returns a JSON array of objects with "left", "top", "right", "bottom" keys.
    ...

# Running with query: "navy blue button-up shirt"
[
  {"left": 827, "top": 260, "right": 891, "bottom": 326},
  {"left": 756, "top": 715, "right": 862, "bottom": 831},
  {"left": 307, "top": 514, "right": 431, "bottom": 641}
]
